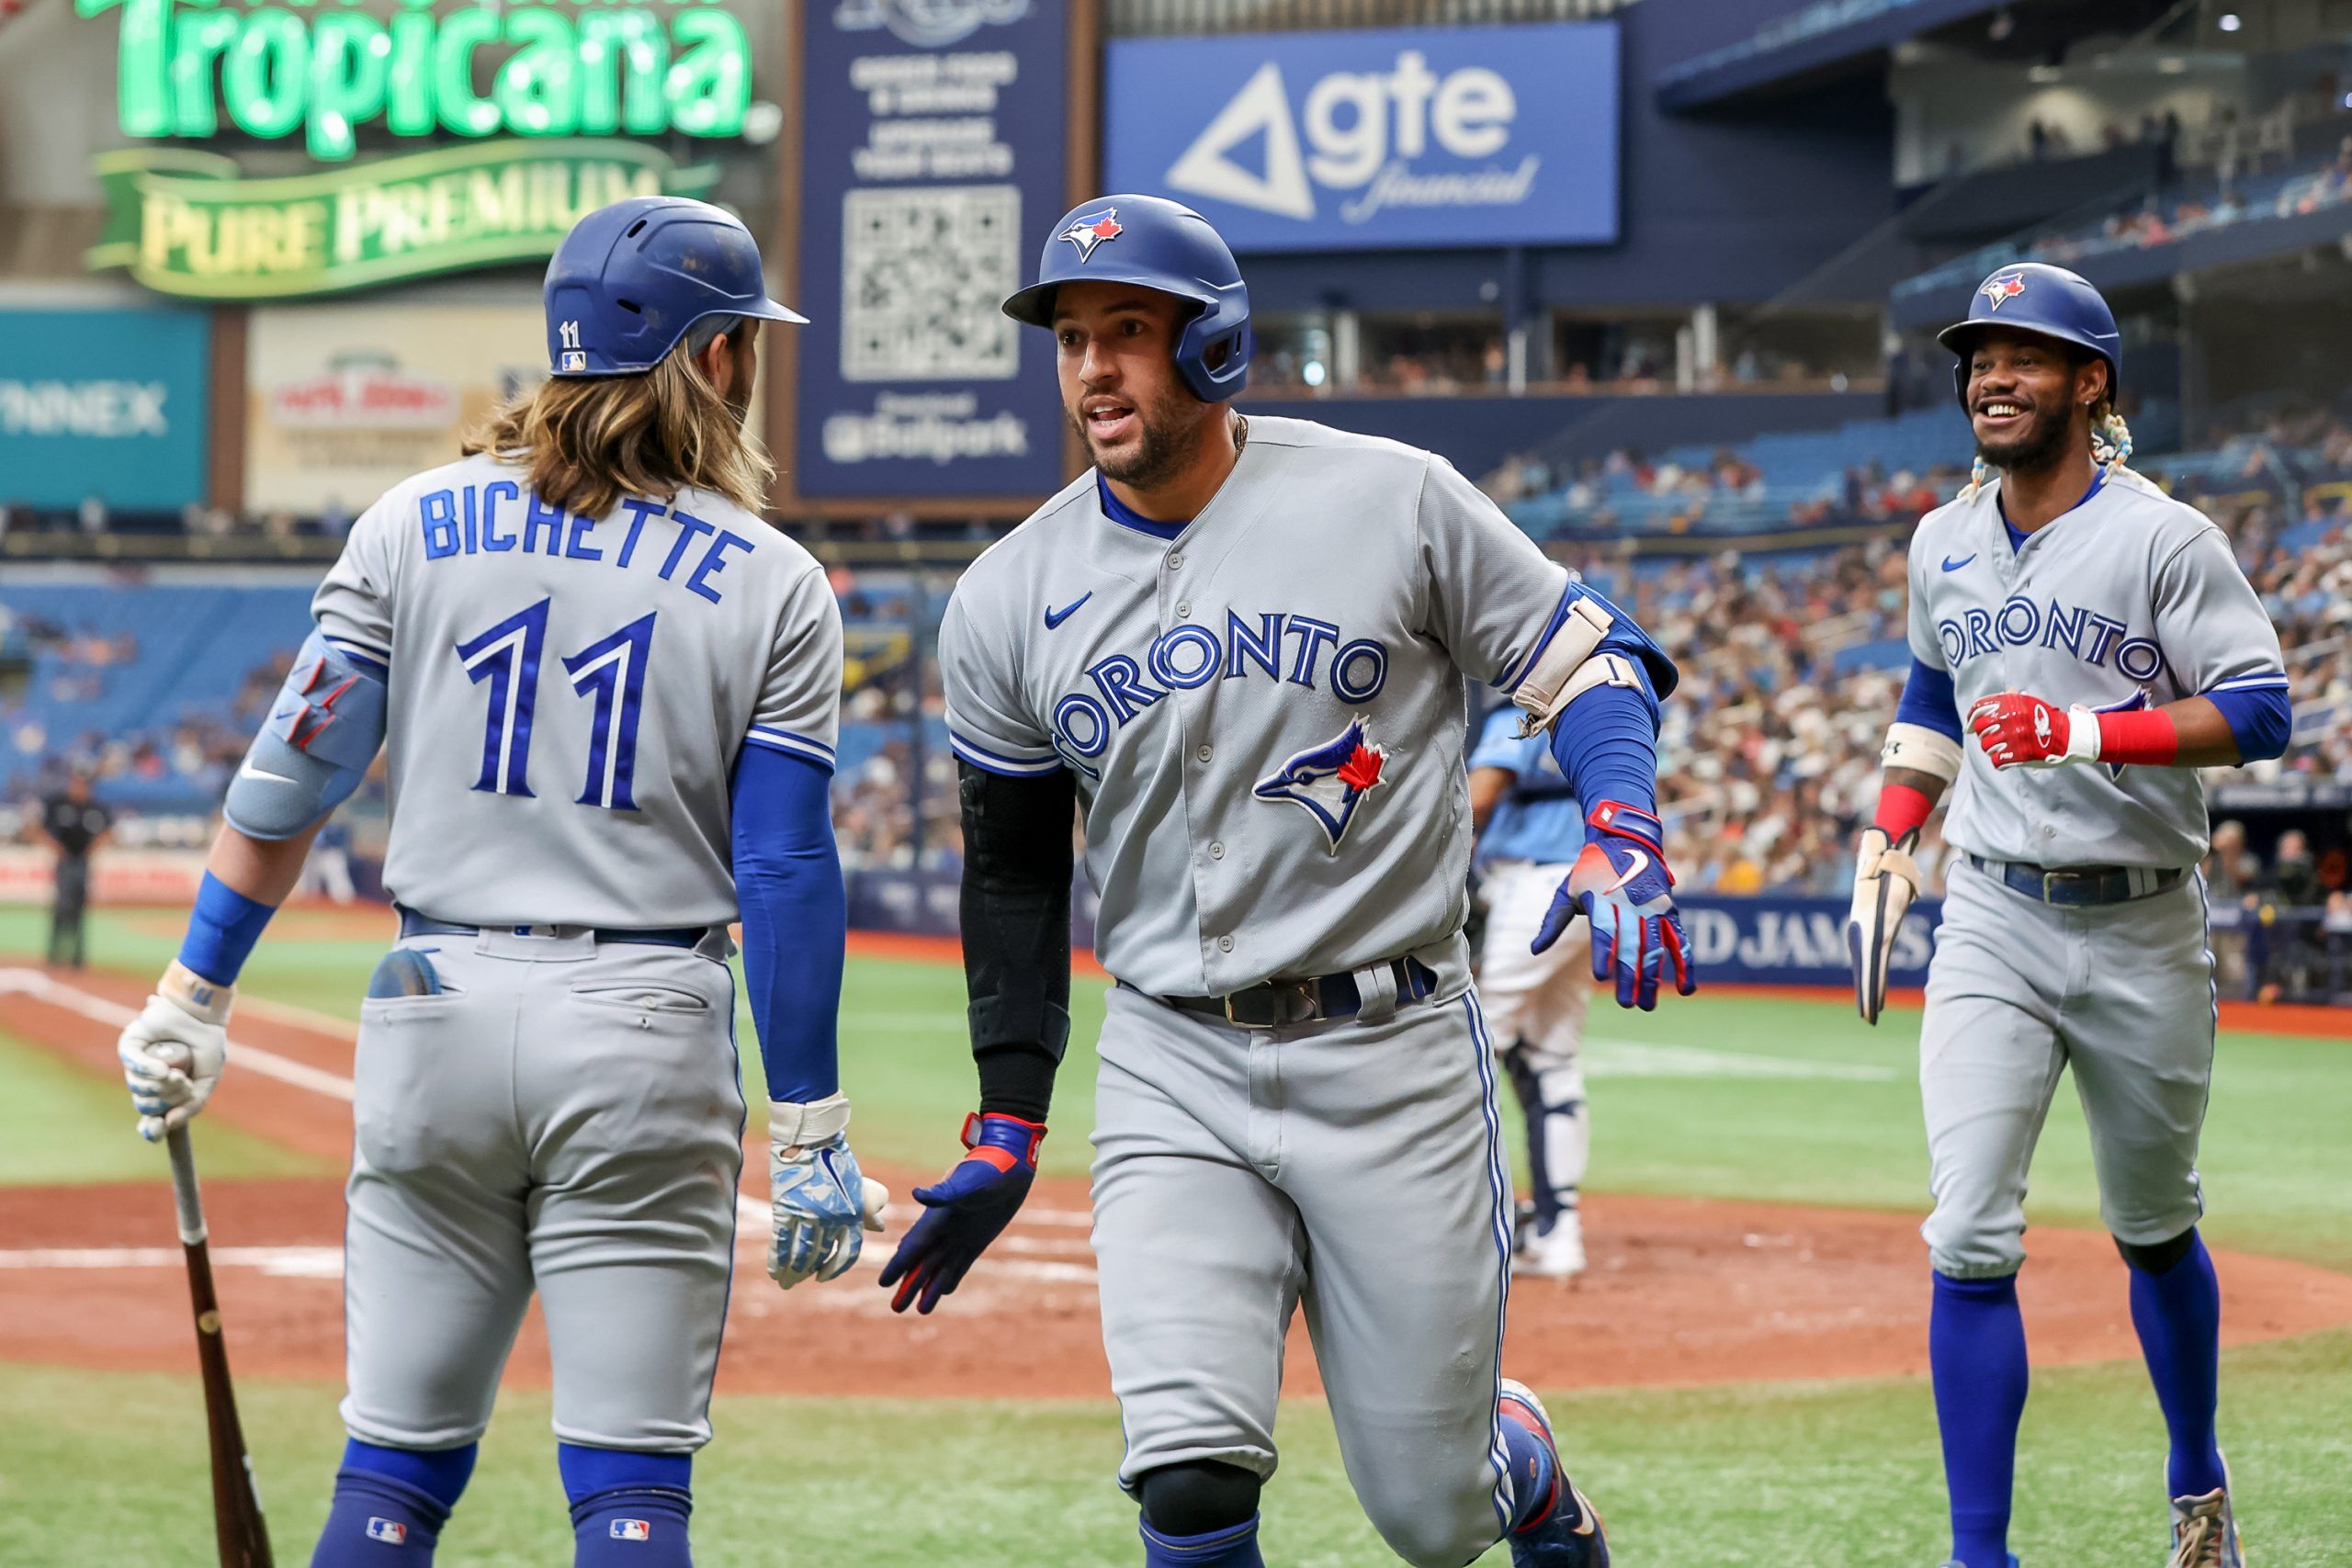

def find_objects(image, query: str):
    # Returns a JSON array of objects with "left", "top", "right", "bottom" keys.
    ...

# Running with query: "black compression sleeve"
[{"left": 958, "top": 761, "right": 1076, "bottom": 1123}]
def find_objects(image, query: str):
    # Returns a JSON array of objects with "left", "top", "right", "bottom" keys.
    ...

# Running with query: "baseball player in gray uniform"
[
  {"left": 1469, "top": 704, "right": 1594, "bottom": 1280},
  {"left": 1846, "top": 265, "right": 2289, "bottom": 1568},
  {"left": 114, "top": 197, "right": 882, "bottom": 1568},
  {"left": 875, "top": 195, "right": 1694, "bottom": 1568}
]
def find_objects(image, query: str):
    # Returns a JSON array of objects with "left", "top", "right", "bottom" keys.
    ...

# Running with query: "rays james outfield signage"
[{"left": 88, "top": 140, "right": 718, "bottom": 299}]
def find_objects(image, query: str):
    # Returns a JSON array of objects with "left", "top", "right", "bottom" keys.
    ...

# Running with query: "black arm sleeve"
[{"left": 959, "top": 761, "right": 1077, "bottom": 1123}]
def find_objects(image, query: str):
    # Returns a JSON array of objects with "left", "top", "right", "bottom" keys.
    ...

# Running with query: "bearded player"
[
  {"left": 1848, "top": 264, "right": 2288, "bottom": 1568},
  {"left": 876, "top": 194, "right": 1695, "bottom": 1568},
  {"left": 115, "top": 197, "right": 880, "bottom": 1567}
]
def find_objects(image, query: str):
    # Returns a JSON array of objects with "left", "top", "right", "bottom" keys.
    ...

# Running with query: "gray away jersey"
[
  {"left": 1906, "top": 468, "right": 2285, "bottom": 870},
  {"left": 940, "top": 415, "right": 1577, "bottom": 998},
  {"left": 313, "top": 452, "right": 842, "bottom": 928}
]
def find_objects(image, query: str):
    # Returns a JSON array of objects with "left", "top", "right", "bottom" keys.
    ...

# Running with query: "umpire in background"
[{"left": 39, "top": 772, "right": 112, "bottom": 967}]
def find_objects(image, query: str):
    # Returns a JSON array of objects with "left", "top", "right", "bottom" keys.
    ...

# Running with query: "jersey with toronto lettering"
[
  {"left": 1906, "top": 466, "right": 2285, "bottom": 870},
  {"left": 939, "top": 415, "right": 1581, "bottom": 998},
  {"left": 311, "top": 452, "right": 841, "bottom": 927}
]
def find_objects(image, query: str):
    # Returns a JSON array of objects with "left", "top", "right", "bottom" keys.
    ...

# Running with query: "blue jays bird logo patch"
[
  {"left": 1057, "top": 208, "right": 1124, "bottom": 261},
  {"left": 1980, "top": 271, "right": 2027, "bottom": 310},
  {"left": 1253, "top": 719, "right": 1388, "bottom": 851}
]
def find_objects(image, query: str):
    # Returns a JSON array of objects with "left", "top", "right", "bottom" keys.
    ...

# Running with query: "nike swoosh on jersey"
[
  {"left": 238, "top": 759, "right": 297, "bottom": 785},
  {"left": 1044, "top": 593, "right": 1092, "bottom": 630},
  {"left": 1940, "top": 553, "right": 1977, "bottom": 571}
]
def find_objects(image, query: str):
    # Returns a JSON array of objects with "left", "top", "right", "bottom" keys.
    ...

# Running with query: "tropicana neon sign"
[{"left": 75, "top": 0, "right": 752, "bottom": 163}]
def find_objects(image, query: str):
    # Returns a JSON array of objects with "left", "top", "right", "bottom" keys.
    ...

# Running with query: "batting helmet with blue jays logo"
[
  {"left": 1937, "top": 262, "right": 2120, "bottom": 409},
  {"left": 544, "top": 197, "right": 807, "bottom": 378},
  {"left": 1001, "top": 194, "right": 1251, "bottom": 403}
]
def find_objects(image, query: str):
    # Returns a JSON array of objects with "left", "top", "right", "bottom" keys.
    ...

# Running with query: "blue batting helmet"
[
  {"left": 1938, "top": 262, "right": 2120, "bottom": 409},
  {"left": 544, "top": 197, "right": 807, "bottom": 378},
  {"left": 1001, "top": 195, "right": 1250, "bottom": 403}
]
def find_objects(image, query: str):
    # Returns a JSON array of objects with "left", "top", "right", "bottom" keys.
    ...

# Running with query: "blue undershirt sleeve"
[
  {"left": 1895, "top": 657, "right": 1964, "bottom": 740},
  {"left": 2203, "top": 685, "right": 2291, "bottom": 763},
  {"left": 730, "top": 745, "right": 845, "bottom": 1104},
  {"left": 1544, "top": 659, "right": 1662, "bottom": 818}
]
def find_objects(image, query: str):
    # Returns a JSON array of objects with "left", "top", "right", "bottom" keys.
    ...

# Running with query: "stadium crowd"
[{"left": 6, "top": 408, "right": 2347, "bottom": 997}]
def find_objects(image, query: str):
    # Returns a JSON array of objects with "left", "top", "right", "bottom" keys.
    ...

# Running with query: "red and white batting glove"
[{"left": 1966, "top": 691, "right": 2100, "bottom": 769}]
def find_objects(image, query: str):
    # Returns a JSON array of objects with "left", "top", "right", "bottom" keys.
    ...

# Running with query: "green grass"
[
  {"left": 0, "top": 1026, "right": 325, "bottom": 1186},
  {"left": 1, "top": 1334, "right": 2346, "bottom": 1566},
  {"left": 1, "top": 905, "right": 2346, "bottom": 1563}
]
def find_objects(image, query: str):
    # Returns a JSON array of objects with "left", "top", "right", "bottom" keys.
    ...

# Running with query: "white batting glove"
[
  {"left": 117, "top": 961, "right": 234, "bottom": 1142},
  {"left": 1846, "top": 827, "right": 1922, "bottom": 1026},
  {"left": 768, "top": 1094, "right": 889, "bottom": 1291}
]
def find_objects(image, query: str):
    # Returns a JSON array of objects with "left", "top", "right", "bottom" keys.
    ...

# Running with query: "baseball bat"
[{"left": 166, "top": 1127, "right": 276, "bottom": 1568}]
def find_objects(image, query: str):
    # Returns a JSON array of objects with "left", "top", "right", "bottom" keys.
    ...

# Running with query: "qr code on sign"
[{"left": 842, "top": 186, "right": 1021, "bottom": 383}]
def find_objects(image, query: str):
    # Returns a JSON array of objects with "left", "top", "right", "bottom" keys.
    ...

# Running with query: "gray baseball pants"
[
  {"left": 1919, "top": 855, "right": 2216, "bottom": 1280},
  {"left": 341, "top": 924, "right": 744, "bottom": 1452},
  {"left": 1089, "top": 963, "right": 1530, "bottom": 1568}
]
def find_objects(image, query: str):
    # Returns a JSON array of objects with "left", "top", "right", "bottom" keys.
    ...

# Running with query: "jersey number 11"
[{"left": 456, "top": 599, "right": 655, "bottom": 811}]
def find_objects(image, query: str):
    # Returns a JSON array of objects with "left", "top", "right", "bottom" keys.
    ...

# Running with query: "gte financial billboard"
[
  {"left": 1104, "top": 23, "right": 1619, "bottom": 252},
  {"left": 76, "top": 0, "right": 756, "bottom": 298}
]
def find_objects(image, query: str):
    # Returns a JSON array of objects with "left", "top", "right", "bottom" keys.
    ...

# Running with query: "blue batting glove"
[
  {"left": 1532, "top": 801, "right": 1697, "bottom": 1011},
  {"left": 877, "top": 1112, "right": 1043, "bottom": 1314}
]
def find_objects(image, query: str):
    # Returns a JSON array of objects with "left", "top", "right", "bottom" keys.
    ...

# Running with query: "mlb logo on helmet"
[
  {"left": 611, "top": 1518, "right": 653, "bottom": 1540},
  {"left": 1057, "top": 209, "right": 1125, "bottom": 261},
  {"left": 365, "top": 1518, "right": 408, "bottom": 1545},
  {"left": 560, "top": 351, "right": 587, "bottom": 372},
  {"left": 1980, "top": 272, "right": 2027, "bottom": 310}
]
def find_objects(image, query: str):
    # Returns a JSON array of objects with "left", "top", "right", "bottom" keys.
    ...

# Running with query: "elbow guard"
[
  {"left": 1882, "top": 721, "right": 1963, "bottom": 784},
  {"left": 222, "top": 629, "right": 389, "bottom": 840},
  {"left": 1510, "top": 584, "right": 1678, "bottom": 735}
]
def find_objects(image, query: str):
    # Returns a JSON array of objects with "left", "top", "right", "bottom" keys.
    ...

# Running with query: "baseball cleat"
[
  {"left": 1514, "top": 1212, "right": 1586, "bottom": 1280},
  {"left": 1498, "top": 1379, "right": 1608, "bottom": 1567},
  {"left": 2167, "top": 1485, "right": 2244, "bottom": 1568},
  {"left": 1935, "top": 1557, "right": 2018, "bottom": 1567}
]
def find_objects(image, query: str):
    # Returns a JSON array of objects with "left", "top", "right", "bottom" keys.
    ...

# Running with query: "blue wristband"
[{"left": 177, "top": 871, "right": 277, "bottom": 987}]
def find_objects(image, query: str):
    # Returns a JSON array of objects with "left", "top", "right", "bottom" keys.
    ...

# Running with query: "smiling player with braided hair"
[{"left": 1849, "top": 263, "right": 2290, "bottom": 1568}]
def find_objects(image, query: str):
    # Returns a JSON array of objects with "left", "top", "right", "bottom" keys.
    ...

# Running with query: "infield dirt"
[{"left": 6, "top": 962, "right": 2350, "bottom": 1403}]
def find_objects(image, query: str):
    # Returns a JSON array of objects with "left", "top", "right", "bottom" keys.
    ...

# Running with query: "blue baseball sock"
[
  {"left": 309, "top": 1440, "right": 476, "bottom": 1564},
  {"left": 559, "top": 1444, "right": 694, "bottom": 1566},
  {"left": 1931, "top": 1271, "right": 2030, "bottom": 1568},
  {"left": 1500, "top": 1416, "right": 1564, "bottom": 1532},
  {"left": 1139, "top": 1515, "right": 1264, "bottom": 1566},
  {"left": 2126, "top": 1230, "right": 2226, "bottom": 1500}
]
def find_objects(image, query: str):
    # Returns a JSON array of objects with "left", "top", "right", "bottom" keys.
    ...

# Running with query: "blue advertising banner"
[
  {"left": 1104, "top": 23, "right": 1621, "bottom": 254},
  {"left": 1676, "top": 895, "right": 1941, "bottom": 989},
  {"left": 0, "top": 309, "right": 209, "bottom": 510},
  {"left": 792, "top": 0, "right": 1071, "bottom": 499},
  {"left": 841, "top": 871, "right": 1940, "bottom": 992}
]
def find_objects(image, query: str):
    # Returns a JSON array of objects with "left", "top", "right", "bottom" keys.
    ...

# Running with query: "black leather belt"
[
  {"left": 1967, "top": 856, "right": 2188, "bottom": 907},
  {"left": 396, "top": 907, "right": 707, "bottom": 950},
  {"left": 1149, "top": 957, "right": 1440, "bottom": 1030}
]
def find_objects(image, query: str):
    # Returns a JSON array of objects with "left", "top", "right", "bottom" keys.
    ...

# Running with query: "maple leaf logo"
[
  {"left": 1981, "top": 273, "right": 2027, "bottom": 310},
  {"left": 1336, "top": 743, "right": 1385, "bottom": 792},
  {"left": 1057, "top": 209, "right": 1125, "bottom": 261}
]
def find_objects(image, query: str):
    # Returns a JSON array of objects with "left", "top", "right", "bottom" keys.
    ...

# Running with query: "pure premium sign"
[
  {"left": 75, "top": 0, "right": 753, "bottom": 162},
  {"left": 86, "top": 139, "right": 719, "bottom": 299}
]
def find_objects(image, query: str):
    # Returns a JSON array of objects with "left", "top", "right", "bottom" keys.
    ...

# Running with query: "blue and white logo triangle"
[{"left": 1166, "top": 62, "right": 1316, "bottom": 220}]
